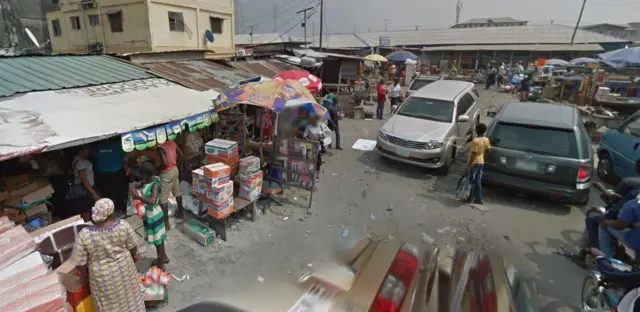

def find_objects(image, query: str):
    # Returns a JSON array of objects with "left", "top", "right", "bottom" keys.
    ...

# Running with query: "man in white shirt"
[
  {"left": 516, "top": 61, "right": 524, "bottom": 73},
  {"left": 389, "top": 79, "right": 401, "bottom": 114}
]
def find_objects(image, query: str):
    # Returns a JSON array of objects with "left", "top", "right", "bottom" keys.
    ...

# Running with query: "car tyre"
[
  {"left": 436, "top": 148, "right": 455, "bottom": 175},
  {"left": 597, "top": 152, "right": 617, "bottom": 184}
]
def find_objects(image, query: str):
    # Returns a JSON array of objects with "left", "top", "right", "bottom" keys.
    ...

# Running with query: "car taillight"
[
  {"left": 369, "top": 249, "right": 419, "bottom": 312},
  {"left": 577, "top": 165, "right": 591, "bottom": 183}
]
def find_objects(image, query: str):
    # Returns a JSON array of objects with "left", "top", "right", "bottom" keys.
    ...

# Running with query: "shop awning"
[{"left": 0, "top": 78, "right": 218, "bottom": 161}]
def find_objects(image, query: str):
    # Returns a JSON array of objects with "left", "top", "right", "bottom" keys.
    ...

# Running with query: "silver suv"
[{"left": 376, "top": 80, "right": 480, "bottom": 174}]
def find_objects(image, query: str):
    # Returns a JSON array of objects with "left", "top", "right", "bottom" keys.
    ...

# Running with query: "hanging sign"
[{"left": 120, "top": 109, "right": 219, "bottom": 152}]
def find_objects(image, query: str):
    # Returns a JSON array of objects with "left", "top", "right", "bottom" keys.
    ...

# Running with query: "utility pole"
[
  {"left": 415, "top": 25, "right": 419, "bottom": 31},
  {"left": 319, "top": 0, "right": 324, "bottom": 51},
  {"left": 247, "top": 25, "right": 257, "bottom": 44},
  {"left": 571, "top": 0, "right": 587, "bottom": 44},
  {"left": 455, "top": 0, "right": 463, "bottom": 25},
  {"left": 312, "top": 21, "right": 315, "bottom": 47},
  {"left": 297, "top": 7, "right": 314, "bottom": 46},
  {"left": 273, "top": 5, "right": 277, "bottom": 33},
  {"left": 384, "top": 19, "right": 388, "bottom": 31}
]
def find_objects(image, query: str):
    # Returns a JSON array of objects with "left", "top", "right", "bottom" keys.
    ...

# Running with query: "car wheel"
[
  {"left": 597, "top": 152, "right": 617, "bottom": 184},
  {"left": 436, "top": 149, "right": 455, "bottom": 175}
]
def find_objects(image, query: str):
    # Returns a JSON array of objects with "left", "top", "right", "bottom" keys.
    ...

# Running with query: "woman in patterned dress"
[
  {"left": 129, "top": 161, "right": 170, "bottom": 270},
  {"left": 72, "top": 198, "right": 145, "bottom": 312}
]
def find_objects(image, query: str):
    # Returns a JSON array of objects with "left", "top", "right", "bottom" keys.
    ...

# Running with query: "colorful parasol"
[
  {"left": 273, "top": 70, "right": 323, "bottom": 94},
  {"left": 364, "top": 54, "right": 388, "bottom": 62},
  {"left": 215, "top": 79, "right": 328, "bottom": 119}
]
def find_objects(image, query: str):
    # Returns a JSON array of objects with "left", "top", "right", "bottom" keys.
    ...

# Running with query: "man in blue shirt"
[
  {"left": 599, "top": 198, "right": 640, "bottom": 258},
  {"left": 93, "top": 138, "right": 126, "bottom": 214}
]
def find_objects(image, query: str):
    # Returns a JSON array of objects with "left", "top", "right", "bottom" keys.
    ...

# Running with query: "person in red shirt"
[
  {"left": 376, "top": 79, "right": 387, "bottom": 119},
  {"left": 157, "top": 139, "right": 185, "bottom": 228}
]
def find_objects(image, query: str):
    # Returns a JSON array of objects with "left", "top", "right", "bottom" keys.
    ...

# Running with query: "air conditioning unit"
[
  {"left": 80, "top": 0, "right": 95, "bottom": 9},
  {"left": 87, "top": 43, "right": 103, "bottom": 53}
]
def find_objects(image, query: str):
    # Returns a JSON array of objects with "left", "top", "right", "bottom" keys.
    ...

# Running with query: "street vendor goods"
[
  {"left": 203, "top": 163, "right": 232, "bottom": 185},
  {"left": 238, "top": 170, "right": 264, "bottom": 189},
  {"left": 205, "top": 139, "right": 239, "bottom": 158},
  {"left": 239, "top": 156, "right": 261, "bottom": 175},
  {"left": 206, "top": 197, "right": 234, "bottom": 219},
  {"left": 206, "top": 181, "right": 234, "bottom": 203},
  {"left": 182, "top": 219, "right": 216, "bottom": 246},
  {"left": 239, "top": 183, "right": 262, "bottom": 201}
]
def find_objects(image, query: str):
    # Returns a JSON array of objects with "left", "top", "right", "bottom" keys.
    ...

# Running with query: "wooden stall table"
[{"left": 191, "top": 193, "right": 258, "bottom": 241}]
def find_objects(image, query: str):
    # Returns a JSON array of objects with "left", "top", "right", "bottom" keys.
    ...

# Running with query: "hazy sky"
[{"left": 235, "top": 0, "right": 640, "bottom": 35}]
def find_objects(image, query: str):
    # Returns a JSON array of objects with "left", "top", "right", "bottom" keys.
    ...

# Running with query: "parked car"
[
  {"left": 407, "top": 75, "right": 444, "bottom": 97},
  {"left": 483, "top": 102, "right": 594, "bottom": 204},
  {"left": 178, "top": 239, "right": 540, "bottom": 312},
  {"left": 596, "top": 111, "right": 640, "bottom": 184},
  {"left": 376, "top": 80, "right": 480, "bottom": 174}
]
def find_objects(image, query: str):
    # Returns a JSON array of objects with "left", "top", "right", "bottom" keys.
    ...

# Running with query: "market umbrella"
[
  {"left": 598, "top": 47, "right": 640, "bottom": 68},
  {"left": 546, "top": 59, "right": 569, "bottom": 66},
  {"left": 215, "top": 79, "right": 328, "bottom": 119},
  {"left": 569, "top": 57, "right": 599, "bottom": 66},
  {"left": 273, "top": 70, "right": 322, "bottom": 94},
  {"left": 364, "top": 54, "right": 388, "bottom": 62},
  {"left": 385, "top": 50, "right": 418, "bottom": 62}
]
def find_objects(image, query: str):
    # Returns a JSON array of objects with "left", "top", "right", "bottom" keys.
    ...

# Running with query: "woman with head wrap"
[
  {"left": 71, "top": 198, "right": 145, "bottom": 312},
  {"left": 129, "top": 161, "right": 169, "bottom": 270}
]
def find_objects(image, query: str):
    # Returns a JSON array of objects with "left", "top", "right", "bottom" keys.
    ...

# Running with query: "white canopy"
[{"left": 0, "top": 78, "right": 218, "bottom": 161}]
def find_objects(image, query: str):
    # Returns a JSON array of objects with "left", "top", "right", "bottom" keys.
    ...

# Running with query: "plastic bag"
[{"left": 455, "top": 172, "right": 472, "bottom": 201}]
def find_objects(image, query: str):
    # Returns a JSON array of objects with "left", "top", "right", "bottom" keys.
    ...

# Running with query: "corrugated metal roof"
[
  {"left": 421, "top": 43, "right": 604, "bottom": 52},
  {"left": 0, "top": 55, "right": 154, "bottom": 97},
  {"left": 227, "top": 59, "right": 300, "bottom": 77},
  {"left": 235, "top": 33, "right": 302, "bottom": 46},
  {"left": 308, "top": 25, "right": 629, "bottom": 49},
  {"left": 460, "top": 17, "right": 526, "bottom": 24},
  {"left": 143, "top": 60, "right": 253, "bottom": 91}
]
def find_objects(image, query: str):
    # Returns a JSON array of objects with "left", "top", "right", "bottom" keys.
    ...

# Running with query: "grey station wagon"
[{"left": 483, "top": 102, "right": 593, "bottom": 204}]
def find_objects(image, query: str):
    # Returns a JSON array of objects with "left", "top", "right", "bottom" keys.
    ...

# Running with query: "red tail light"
[
  {"left": 577, "top": 165, "right": 591, "bottom": 183},
  {"left": 369, "top": 248, "right": 419, "bottom": 312}
]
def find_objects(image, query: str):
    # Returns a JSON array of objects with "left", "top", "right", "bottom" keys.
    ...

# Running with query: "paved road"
[{"left": 155, "top": 88, "right": 590, "bottom": 311}]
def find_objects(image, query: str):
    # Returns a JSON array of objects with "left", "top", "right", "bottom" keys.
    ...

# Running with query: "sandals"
[{"left": 555, "top": 246, "right": 588, "bottom": 269}]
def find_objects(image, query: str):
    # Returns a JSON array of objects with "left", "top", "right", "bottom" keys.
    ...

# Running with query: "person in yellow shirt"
[{"left": 467, "top": 123, "right": 491, "bottom": 205}]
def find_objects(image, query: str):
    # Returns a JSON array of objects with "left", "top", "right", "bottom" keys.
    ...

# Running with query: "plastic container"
[{"left": 38, "top": 224, "right": 88, "bottom": 270}]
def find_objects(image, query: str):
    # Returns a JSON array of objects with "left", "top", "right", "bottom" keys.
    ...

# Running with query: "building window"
[
  {"left": 108, "top": 11, "right": 123, "bottom": 32},
  {"left": 70, "top": 16, "right": 81, "bottom": 30},
  {"left": 52, "top": 0, "right": 60, "bottom": 7},
  {"left": 89, "top": 14, "right": 100, "bottom": 26},
  {"left": 210, "top": 17, "right": 223, "bottom": 34},
  {"left": 51, "top": 19, "right": 62, "bottom": 37},
  {"left": 168, "top": 12, "right": 184, "bottom": 32}
]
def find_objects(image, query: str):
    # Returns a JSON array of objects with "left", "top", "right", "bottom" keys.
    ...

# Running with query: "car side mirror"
[
  {"left": 457, "top": 115, "right": 470, "bottom": 122},
  {"left": 487, "top": 111, "right": 497, "bottom": 118}
]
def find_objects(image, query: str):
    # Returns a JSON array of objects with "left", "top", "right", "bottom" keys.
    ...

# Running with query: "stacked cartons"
[
  {"left": 205, "top": 139, "right": 240, "bottom": 177},
  {"left": 200, "top": 163, "right": 234, "bottom": 219},
  {"left": 237, "top": 156, "right": 263, "bottom": 201}
]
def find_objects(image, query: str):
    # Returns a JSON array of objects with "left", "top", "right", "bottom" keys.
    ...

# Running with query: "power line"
[
  {"left": 264, "top": 4, "right": 319, "bottom": 44},
  {"left": 240, "top": 0, "right": 308, "bottom": 24}
]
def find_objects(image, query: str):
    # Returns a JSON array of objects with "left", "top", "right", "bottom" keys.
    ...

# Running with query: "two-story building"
[{"left": 46, "top": 0, "right": 235, "bottom": 56}]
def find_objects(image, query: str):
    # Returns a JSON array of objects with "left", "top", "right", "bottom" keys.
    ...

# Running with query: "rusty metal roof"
[
  {"left": 227, "top": 59, "right": 300, "bottom": 78},
  {"left": 143, "top": 60, "right": 253, "bottom": 91}
]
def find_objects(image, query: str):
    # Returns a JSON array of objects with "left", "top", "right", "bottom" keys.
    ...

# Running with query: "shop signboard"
[{"left": 379, "top": 36, "right": 391, "bottom": 47}]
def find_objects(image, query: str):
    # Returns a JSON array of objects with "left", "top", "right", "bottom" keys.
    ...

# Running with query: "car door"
[
  {"left": 609, "top": 115, "right": 640, "bottom": 177},
  {"left": 458, "top": 93, "right": 474, "bottom": 135}
]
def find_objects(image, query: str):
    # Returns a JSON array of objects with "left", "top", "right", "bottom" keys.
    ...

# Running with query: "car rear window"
[
  {"left": 410, "top": 79, "right": 435, "bottom": 90},
  {"left": 490, "top": 122, "right": 578, "bottom": 158}
]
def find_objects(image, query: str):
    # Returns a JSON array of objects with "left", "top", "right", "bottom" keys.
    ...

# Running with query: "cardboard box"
[
  {"left": 59, "top": 267, "right": 90, "bottom": 306},
  {"left": 239, "top": 156, "right": 261, "bottom": 175},
  {"left": 205, "top": 181, "right": 233, "bottom": 203},
  {"left": 181, "top": 219, "right": 216, "bottom": 246},
  {"left": 0, "top": 191, "right": 8, "bottom": 202},
  {"left": 24, "top": 203, "right": 48, "bottom": 218},
  {"left": 238, "top": 184, "right": 262, "bottom": 201},
  {"left": 206, "top": 197, "right": 234, "bottom": 219},
  {"left": 4, "top": 183, "right": 54, "bottom": 209},
  {"left": 30, "top": 215, "right": 83, "bottom": 242},
  {"left": 191, "top": 168, "right": 207, "bottom": 195},
  {"left": 206, "top": 154, "right": 239, "bottom": 166},
  {"left": 205, "top": 139, "right": 239, "bottom": 158},
  {"left": 3, "top": 175, "right": 29, "bottom": 191},
  {"left": 238, "top": 170, "right": 264, "bottom": 189},
  {"left": 203, "top": 163, "right": 231, "bottom": 182}
]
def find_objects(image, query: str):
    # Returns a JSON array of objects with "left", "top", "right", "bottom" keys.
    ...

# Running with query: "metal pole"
[
  {"left": 571, "top": 0, "right": 587, "bottom": 44},
  {"left": 247, "top": 25, "right": 257, "bottom": 44},
  {"left": 297, "top": 7, "right": 314, "bottom": 47},
  {"left": 319, "top": 0, "right": 324, "bottom": 51}
]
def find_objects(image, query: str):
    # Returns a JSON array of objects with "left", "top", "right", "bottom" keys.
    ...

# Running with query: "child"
[
  {"left": 303, "top": 115, "right": 330, "bottom": 175},
  {"left": 466, "top": 123, "right": 491, "bottom": 205}
]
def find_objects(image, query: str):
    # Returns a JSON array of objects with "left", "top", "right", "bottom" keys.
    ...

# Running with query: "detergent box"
[
  {"left": 205, "top": 181, "right": 233, "bottom": 203},
  {"left": 239, "top": 156, "right": 261, "bottom": 176},
  {"left": 202, "top": 163, "right": 231, "bottom": 186},
  {"left": 191, "top": 168, "right": 207, "bottom": 195},
  {"left": 206, "top": 197, "right": 234, "bottom": 219},
  {"left": 238, "top": 183, "right": 262, "bottom": 201},
  {"left": 237, "top": 170, "right": 263, "bottom": 189}
]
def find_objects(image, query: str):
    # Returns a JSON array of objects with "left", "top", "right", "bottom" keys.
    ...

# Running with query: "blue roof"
[{"left": 0, "top": 55, "right": 155, "bottom": 97}]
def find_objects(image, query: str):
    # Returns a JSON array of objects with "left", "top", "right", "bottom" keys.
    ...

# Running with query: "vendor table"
[{"left": 191, "top": 193, "right": 258, "bottom": 241}]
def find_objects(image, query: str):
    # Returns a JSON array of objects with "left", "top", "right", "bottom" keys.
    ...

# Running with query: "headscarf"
[{"left": 92, "top": 198, "right": 115, "bottom": 222}]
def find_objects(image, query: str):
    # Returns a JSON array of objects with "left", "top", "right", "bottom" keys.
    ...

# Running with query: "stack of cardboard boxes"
[
  {"left": 0, "top": 175, "right": 54, "bottom": 231},
  {"left": 205, "top": 139, "right": 240, "bottom": 178},
  {"left": 237, "top": 156, "right": 263, "bottom": 201}
]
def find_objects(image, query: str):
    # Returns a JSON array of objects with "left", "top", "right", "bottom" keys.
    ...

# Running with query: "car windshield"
[
  {"left": 410, "top": 79, "right": 435, "bottom": 91},
  {"left": 396, "top": 97, "right": 454, "bottom": 123},
  {"left": 490, "top": 122, "right": 578, "bottom": 158}
]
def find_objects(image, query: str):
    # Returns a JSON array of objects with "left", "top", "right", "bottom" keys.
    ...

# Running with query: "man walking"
[
  {"left": 322, "top": 93, "right": 342, "bottom": 150},
  {"left": 467, "top": 123, "right": 491, "bottom": 205},
  {"left": 157, "top": 139, "right": 185, "bottom": 229},
  {"left": 376, "top": 79, "right": 387, "bottom": 120}
]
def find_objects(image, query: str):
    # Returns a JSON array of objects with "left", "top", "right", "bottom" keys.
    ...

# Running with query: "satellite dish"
[
  {"left": 24, "top": 28, "right": 40, "bottom": 48},
  {"left": 204, "top": 30, "right": 215, "bottom": 43}
]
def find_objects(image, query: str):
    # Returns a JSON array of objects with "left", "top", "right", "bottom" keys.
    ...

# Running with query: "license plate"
[
  {"left": 515, "top": 160, "right": 538, "bottom": 172},
  {"left": 396, "top": 148, "right": 411, "bottom": 158}
]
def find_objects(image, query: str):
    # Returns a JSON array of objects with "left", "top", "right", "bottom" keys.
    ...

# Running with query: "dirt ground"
[{"left": 151, "top": 88, "right": 592, "bottom": 312}]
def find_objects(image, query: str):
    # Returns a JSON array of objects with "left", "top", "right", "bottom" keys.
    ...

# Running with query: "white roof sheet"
[
  {"left": 421, "top": 43, "right": 604, "bottom": 52},
  {"left": 235, "top": 33, "right": 299, "bottom": 45},
  {"left": 308, "top": 25, "right": 628, "bottom": 49},
  {"left": 0, "top": 78, "right": 218, "bottom": 160}
]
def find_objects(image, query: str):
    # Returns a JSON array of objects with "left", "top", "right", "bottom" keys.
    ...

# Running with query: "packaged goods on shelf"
[
  {"left": 206, "top": 181, "right": 233, "bottom": 203},
  {"left": 205, "top": 197, "right": 234, "bottom": 219},
  {"left": 238, "top": 183, "right": 262, "bottom": 201},
  {"left": 237, "top": 170, "right": 264, "bottom": 189},
  {"left": 4, "top": 183, "right": 54, "bottom": 210},
  {"left": 191, "top": 168, "right": 207, "bottom": 195},
  {"left": 202, "top": 163, "right": 231, "bottom": 185},
  {"left": 239, "top": 156, "right": 261, "bottom": 175},
  {"left": 206, "top": 154, "right": 240, "bottom": 166},
  {"left": 205, "top": 139, "right": 239, "bottom": 158}
]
